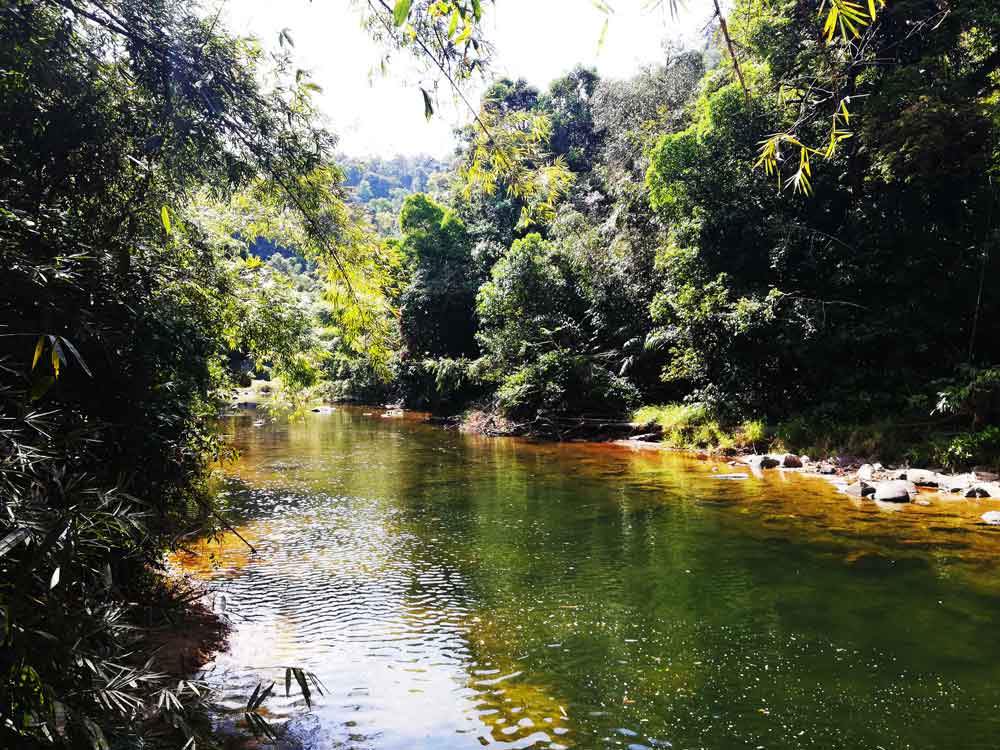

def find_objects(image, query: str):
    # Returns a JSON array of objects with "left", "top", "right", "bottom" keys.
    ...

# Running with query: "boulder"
[
  {"left": 857, "top": 464, "right": 875, "bottom": 482},
  {"left": 901, "top": 468, "right": 939, "bottom": 487},
  {"left": 844, "top": 481, "right": 875, "bottom": 498},
  {"left": 965, "top": 483, "right": 999, "bottom": 499},
  {"left": 817, "top": 462, "right": 837, "bottom": 475},
  {"left": 745, "top": 455, "right": 779, "bottom": 470},
  {"left": 873, "top": 480, "right": 916, "bottom": 503},
  {"left": 981, "top": 511, "right": 1000, "bottom": 526},
  {"left": 775, "top": 453, "right": 802, "bottom": 468},
  {"left": 940, "top": 473, "right": 974, "bottom": 493}
]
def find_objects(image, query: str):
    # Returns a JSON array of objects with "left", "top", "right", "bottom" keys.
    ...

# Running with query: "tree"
[{"left": 396, "top": 194, "right": 479, "bottom": 359}]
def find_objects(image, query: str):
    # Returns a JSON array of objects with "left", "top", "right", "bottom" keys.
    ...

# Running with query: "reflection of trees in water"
[{"left": 188, "top": 415, "right": 1000, "bottom": 749}]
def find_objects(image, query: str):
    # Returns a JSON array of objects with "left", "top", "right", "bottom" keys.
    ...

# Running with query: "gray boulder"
[
  {"left": 857, "top": 463, "right": 875, "bottom": 481},
  {"left": 873, "top": 480, "right": 917, "bottom": 503},
  {"left": 844, "top": 481, "right": 875, "bottom": 498},
  {"left": 745, "top": 455, "right": 779, "bottom": 470},
  {"left": 901, "top": 468, "right": 939, "bottom": 487},
  {"left": 965, "top": 483, "right": 999, "bottom": 498},
  {"left": 940, "top": 473, "right": 974, "bottom": 493}
]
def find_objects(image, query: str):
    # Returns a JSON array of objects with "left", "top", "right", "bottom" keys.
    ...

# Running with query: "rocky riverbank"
[{"left": 614, "top": 435, "right": 1000, "bottom": 523}]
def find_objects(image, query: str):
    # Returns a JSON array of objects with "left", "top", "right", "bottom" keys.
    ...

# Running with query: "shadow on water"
[{"left": 171, "top": 408, "right": 1000, "bottom": 750}]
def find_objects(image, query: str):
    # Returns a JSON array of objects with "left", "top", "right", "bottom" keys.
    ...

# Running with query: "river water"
[{"left": 173, "top": 408, "right": 1000, "bottom": 749}]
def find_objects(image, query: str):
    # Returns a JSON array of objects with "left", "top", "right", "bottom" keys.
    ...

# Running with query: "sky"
[{"left": 222, "top": 1, "right": 716, "bottom": 158}]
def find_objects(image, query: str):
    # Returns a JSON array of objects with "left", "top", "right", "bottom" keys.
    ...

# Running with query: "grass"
[
  {"left": 632, "top": 403, "right": 763, "bottom": 452},
  {"left": 632, "top": 403, "right": 1000, "bottom": 469}
]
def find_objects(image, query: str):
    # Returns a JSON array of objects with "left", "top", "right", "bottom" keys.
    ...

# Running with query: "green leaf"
[
  {"left": 161, "top": 205, "right": 172, "bottom": 235},
  {"left": 472, "top": 0, "right": 483, "bottom": 21},
  {"left": 448, "top": 8, "right": 460, "bottom": 38},
  {"left": 393, "top": 0, "right": 412, "bottom": 27},
  {"left": 421, "top": 87, "right": 434, "bottom": 121},
  {"left": 597, "top": 18, "right": 609, "bottom": 53}
]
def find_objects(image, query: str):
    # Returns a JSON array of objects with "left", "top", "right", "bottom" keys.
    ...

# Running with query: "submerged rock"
[
  {"left": 873, "top": 480, "right": 916, "bottom": 503},
  {"left": 981, "top": 511, "right": 1000, "bottom": 525}
]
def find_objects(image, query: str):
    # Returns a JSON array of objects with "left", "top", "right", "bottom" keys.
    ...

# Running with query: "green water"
[{"left": 179, "top": 409, "right": 1000, "bottom": 749}]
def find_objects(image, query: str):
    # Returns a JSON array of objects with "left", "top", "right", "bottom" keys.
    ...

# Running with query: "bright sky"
[{"left": 222, "top": 1, "right": 716, "bottom": 158}]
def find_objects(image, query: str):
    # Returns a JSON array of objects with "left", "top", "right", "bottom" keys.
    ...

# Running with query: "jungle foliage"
[
  {"left": 360, "top": 0, "right": 999, "bottom": 465},
  {"left": 2, "top": 0, "right": 999, "bottom": 744},
  {"left": 0, "top": 0, "right": 381, "bottom": 746}
]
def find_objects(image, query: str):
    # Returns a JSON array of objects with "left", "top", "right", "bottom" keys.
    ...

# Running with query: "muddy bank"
[
  {"left": 142, "top": 585, "right": 230, "bottom": 677},
  {"left": 458, "top": 408, "right": 654, "bottom": 441}
]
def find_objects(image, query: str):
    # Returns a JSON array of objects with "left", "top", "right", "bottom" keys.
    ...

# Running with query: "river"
[{"left": 172, "top": 408, "right": 1000, "bottom": 749}]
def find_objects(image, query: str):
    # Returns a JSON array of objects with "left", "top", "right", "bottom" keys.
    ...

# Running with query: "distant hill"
[{"left": 339, "top": 154, "right": 452, "bottom": 236}]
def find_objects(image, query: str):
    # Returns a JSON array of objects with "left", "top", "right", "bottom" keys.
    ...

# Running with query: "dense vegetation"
[
  {"left": 0, "top": 0, "right": 381, "bottom": 745},
  {"left": 330, "top": 0, "right": 1000, "bottom": 468},
  {"left": 1, "top": 0, "right": 998, "bottom": 746}
]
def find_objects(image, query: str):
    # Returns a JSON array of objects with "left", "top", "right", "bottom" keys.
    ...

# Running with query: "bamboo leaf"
[
  {"left": 292, "top": 667, "right": 312, "bottom": 708},
  {"left": 50, "top": 340, "right": 63, "bottom": 379},
  {"left": 32, "top": 336, "right": 45, "bottom": 371},
  {"left": 161, "top": 205, "right": 172, "bottom": 235},
  {"left": 421, "top": 87, "right": 434, "bottom": 121},
  {"left": 57, "top": 337, "right": 92, "bottom": 377},
  {"left": 393, "top": 0, "right": 412, "bottom": 26},
  {"left": 50, "top": 566, "right": 60, "bottom": 589}
]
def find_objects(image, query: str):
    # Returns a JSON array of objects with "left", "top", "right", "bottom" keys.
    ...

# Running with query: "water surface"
[{"left": 174, "top": 409, "right": 1000, "bottom": 749}]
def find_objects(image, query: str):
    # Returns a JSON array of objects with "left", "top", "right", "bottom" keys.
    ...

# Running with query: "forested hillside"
[{"left": 340, "top": 154, "right": 450, "bottom": 235}]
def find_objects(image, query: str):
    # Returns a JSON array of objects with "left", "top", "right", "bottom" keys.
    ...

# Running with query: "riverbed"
[{"left": 172, "top": 407, "right": 1000, "bottom": 749}]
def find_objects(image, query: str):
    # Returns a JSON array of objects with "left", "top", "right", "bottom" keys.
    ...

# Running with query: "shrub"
[{"left": 497, "top": 350, "right": 640, "bottom": 421}]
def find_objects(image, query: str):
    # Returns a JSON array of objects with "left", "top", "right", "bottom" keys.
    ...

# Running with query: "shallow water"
[{"left": 173, "top": 408, "right": 1000, "bottom": 749}]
